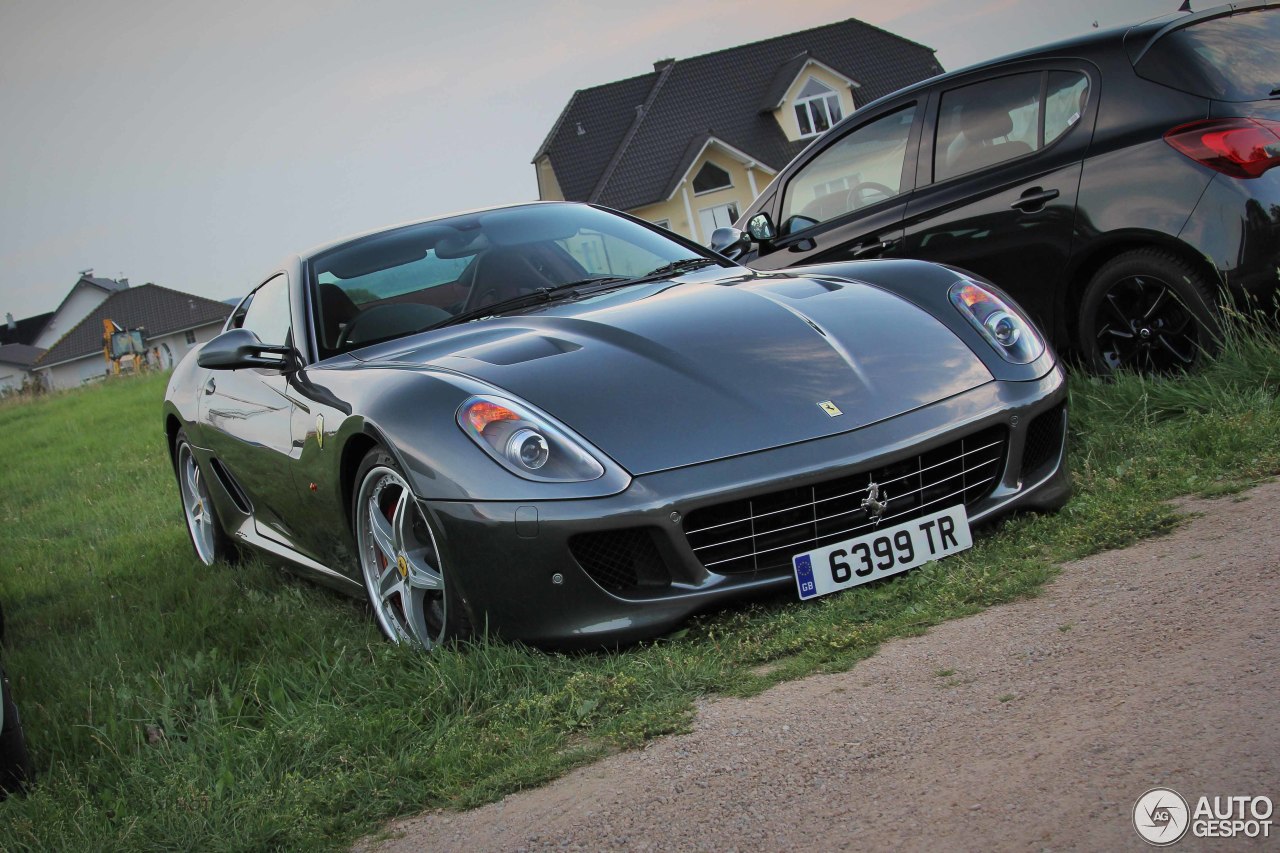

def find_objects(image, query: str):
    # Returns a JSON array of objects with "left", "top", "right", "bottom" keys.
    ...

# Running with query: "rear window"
[{"left": 1136, "top": 7, "right": 1280, "bottom": 102}]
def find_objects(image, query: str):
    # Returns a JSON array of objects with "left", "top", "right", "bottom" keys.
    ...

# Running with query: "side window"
[
  {"left": 934, "top": 71, "right": 1088, "bottom": 183},
  {"left": 935, "top": 73, "right": 1042, "bottom": 182},
  {"left": 240, "top": 274, "right": 291, "bottom": 347},
  {"left": 1045, "top": 71, "right": 1089, "bottom": 146},
  {"left": 779, "top": 104, "right": 917, "bottom": 235}
]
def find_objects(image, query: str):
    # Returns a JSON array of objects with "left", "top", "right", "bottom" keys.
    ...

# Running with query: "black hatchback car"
[{"left": 724, "top": 2, "right": 1280, "bottom": 372}]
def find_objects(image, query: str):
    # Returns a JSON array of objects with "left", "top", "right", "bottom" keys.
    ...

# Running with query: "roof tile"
[
  {"left": 0, "top": 343, "right": 47, "bottom": 368},
  {"left": 538, "top": 18, "right": 943, "bottom": 211}
]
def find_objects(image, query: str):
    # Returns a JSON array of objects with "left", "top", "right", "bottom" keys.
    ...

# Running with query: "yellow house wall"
[
  {"left": 631, "top": 147, "right": 772, "bottom": 243},
  {"left": 771, "top": 63, "right": 858, "bottom": 143},
  {"left": 535, "top": 155, "right": 565, "bottom": 201},
  {"left": 631, "top": 198, "right": 689, "bottom": 235}
]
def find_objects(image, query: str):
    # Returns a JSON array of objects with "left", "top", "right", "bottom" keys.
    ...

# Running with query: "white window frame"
[
  {"left": 794, "top": 78, "right": 844, "bottom": 139},
  {"left": 697, "top": 201, "right": 740, "bottom": 238}
]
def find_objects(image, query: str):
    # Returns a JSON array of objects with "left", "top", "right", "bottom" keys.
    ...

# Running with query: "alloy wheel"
[
  {"left": 1091, "top": 274, "right": 1201, "bottom": 373},
  {"left": 177, "top": 443, "right": 217, "bottom": 565},
  {"left": 355, "top": 465, "right": 448, "bottom": 649}
]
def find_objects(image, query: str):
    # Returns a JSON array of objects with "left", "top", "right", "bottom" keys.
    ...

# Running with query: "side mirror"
[
  {"left": 708, "top": 227, "right": 753, "bottom": 261},
  {"left": 197, "top": 328, "right": 292, "bottom": 370},
  {"left": 746, "top": 212, "right": 777, "bottom": 243}
]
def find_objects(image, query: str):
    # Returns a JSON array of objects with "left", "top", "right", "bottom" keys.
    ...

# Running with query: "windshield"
[{"left": 308, "top": 204, "right": 711, "bottom": 357}]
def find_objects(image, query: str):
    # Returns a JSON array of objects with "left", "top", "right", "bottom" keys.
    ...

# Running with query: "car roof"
[
  {"left": 295, "top": 200, "right": 583, "bottom": 261},
  {"left": 847, "top": 7, "right": 1196, "bottom": 117}
]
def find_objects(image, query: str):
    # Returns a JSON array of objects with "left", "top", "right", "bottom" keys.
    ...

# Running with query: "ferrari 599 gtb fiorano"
[{"left": 164, "top": 202, "right": 1069, "bottom": 649}]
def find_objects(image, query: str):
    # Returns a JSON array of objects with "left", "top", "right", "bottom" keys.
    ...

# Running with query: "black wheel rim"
[{"left": 1093, "top": 274, "right": 1200, "bottom": 373}]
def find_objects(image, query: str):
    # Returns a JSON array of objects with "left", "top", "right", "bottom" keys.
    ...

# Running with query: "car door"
[
  {"left": 901, "top": 64, "right": 1097, "bottom": 335},
  {"left": 750, "top": 101, "right": 924, "bottom": 270},
  {"left": 199, "top": 272, "right": 303, "bottom": 547}
]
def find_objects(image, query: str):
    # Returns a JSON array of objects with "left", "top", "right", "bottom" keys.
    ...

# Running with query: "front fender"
[
  {"left": 783, "top": 259, "right": 1059, "bottom": 382},
  {"left": 162, "top": 346, "right": 210, "bottom": 451},
  {"left": 308, "top": 363, "right": 631, "bottom": 504}
]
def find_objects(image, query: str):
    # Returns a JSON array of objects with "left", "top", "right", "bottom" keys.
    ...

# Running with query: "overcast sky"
[{"left": 0, "top": 0, "right": 1178, "bottom": 319}]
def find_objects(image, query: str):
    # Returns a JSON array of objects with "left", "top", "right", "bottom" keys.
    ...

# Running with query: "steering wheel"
[{"left": 848, "top": 182, "right": 895, "bottom": 210}]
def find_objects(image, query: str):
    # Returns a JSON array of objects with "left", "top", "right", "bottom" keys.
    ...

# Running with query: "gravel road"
[{"left": 360, "top": 482, "right": 1280, "bottom": 851}]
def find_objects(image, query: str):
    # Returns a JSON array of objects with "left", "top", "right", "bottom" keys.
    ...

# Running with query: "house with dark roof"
[
  {"left": 0, "top": 343, "right": 46, "bottom": 394},
  {"left": 33, "top": 284, "right": 231, "bottom": 390},
  {"left": 1, "top": 311, "right": 54, "bottom": 348},
  {"left": 31, "top": 272, "right": 132, "bottom": 350},
  {"left": 534, "top": 19, "right": 942, "bottom": 242}
]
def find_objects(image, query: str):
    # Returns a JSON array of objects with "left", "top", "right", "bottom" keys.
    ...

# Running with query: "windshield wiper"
[
  {"left": 555, "top": 274, "right": 631, "bottom": 290},
  {"left": 636, "top": 257, "right": 721, "bottom": 280},
  {"left": 430, "top": 281, "right": 583, "bottom": 330}
]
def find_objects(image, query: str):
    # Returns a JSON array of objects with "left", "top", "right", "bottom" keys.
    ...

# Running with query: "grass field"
[{"left": 1, "top": 321, "right": 1278, "bottom": 851}]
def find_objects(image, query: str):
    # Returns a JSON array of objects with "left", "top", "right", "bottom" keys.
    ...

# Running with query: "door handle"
[
  {"left": 851, "top": 239, "right": 897, "bottom": 259},
  {"left": 204, "top": 378, "right": 216, "bottom": 395},
  {"left": 1010, "top": 187, "right": 1060, "bottom": 212}
]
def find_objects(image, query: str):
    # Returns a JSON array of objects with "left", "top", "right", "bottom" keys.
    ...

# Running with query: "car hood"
[{"left": 359, "top": 273, "right": 993, "bottom": 475}]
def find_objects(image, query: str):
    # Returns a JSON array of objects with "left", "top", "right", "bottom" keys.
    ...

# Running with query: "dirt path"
[{"left": 360, "top": 483, "right": 1280, "bottom": 851}]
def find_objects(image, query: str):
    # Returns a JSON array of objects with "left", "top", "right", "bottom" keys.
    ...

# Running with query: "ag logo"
[{"left": 1134, "top": 787, "right": 1190, "bottom": 846}]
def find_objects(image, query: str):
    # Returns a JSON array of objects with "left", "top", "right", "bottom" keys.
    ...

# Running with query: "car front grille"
[{"left": 682, "top": 426, "right": 1007, "bottom": 575}]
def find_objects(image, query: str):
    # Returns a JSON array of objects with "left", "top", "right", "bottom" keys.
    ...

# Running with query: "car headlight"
[
  {"left": 457, "top": 395, "right": 606, "bottom": 482},
  {"left": 949, "top": 278, "right": 1044, "bottom": 364}
]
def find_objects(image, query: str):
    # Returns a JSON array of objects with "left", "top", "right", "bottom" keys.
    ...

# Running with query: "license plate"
[{"left": 793, "top": 505, "right": 972, "bottom": 600}]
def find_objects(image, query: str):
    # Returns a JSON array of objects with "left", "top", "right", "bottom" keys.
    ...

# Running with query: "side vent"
[
  {"left": 1021, "top": 403, "right": 1066, "bottom": 478},
  {"left": 208, "top": 458, "right": 253, "bottom": 514},
  {"left": 569, "top": 528, "right": 672, "bottom": 594}
]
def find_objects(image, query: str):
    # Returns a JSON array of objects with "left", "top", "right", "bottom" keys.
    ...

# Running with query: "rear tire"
[
  {"left": 1078, "top": 249, "right": 1221, "bottom": 374},
  {"left": 353, "top": 448, "right": 472, "bottom": 650},
  {"left": 173, "top": 430, "right": 238, "bottom": 565}
]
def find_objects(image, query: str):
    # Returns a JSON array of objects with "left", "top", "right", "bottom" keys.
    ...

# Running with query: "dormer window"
[
  {"left": 692, "top": 161, "right": 733, "bottom": 195},
  {"left": 794, "top": 77, "right": 844, "bottom": 138}
]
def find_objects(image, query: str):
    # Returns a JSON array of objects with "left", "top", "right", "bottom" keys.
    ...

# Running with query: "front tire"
[
  {"left": 353, "top": 449, "right": 470, "bottom": 649},
  {"left": 174, "top": 430, "right": 237, "bottom": 565},
  {"left": 1078, "top": 249, "right": 1221, "bottom": 374}
]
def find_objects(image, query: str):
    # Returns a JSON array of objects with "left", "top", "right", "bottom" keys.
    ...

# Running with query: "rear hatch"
[
  {"left": 1134, "top": 5, "right": 1280, "bottom": 171},
  {"left": 1133, "top": 3, "right": 1280, "bottom": 118}
]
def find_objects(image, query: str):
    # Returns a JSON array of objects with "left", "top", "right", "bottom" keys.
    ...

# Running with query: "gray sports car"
[{"left": 163, "top": 202, "right": 1069, "bottom": 649}]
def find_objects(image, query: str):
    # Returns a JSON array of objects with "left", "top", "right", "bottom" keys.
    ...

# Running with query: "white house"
[
  {"left": 33, "top": 284, "right": 231, "bottom": 390},
  {"left": 32, "top": 274, "right": 131, "bottom": 350},
  {"left": 0, "top": 344, "right": 45, "bottom": 394}
]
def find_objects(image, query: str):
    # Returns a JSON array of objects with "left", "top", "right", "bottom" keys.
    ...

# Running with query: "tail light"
[{"left": 1164, "top": 118, "right": 1280, "bottom": 179}]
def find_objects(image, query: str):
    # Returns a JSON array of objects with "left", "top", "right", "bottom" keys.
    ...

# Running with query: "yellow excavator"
[{"left": 103, "top": 319, "right": 150, "bottom": 375}]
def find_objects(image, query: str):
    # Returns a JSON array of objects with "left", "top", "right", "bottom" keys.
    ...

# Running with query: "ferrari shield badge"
[
  {"left": 315, "top": 415, "right": 325, "bottom": 449},
  {"left": 818, "top": 400, "right": 842, "bottom": 417}
]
